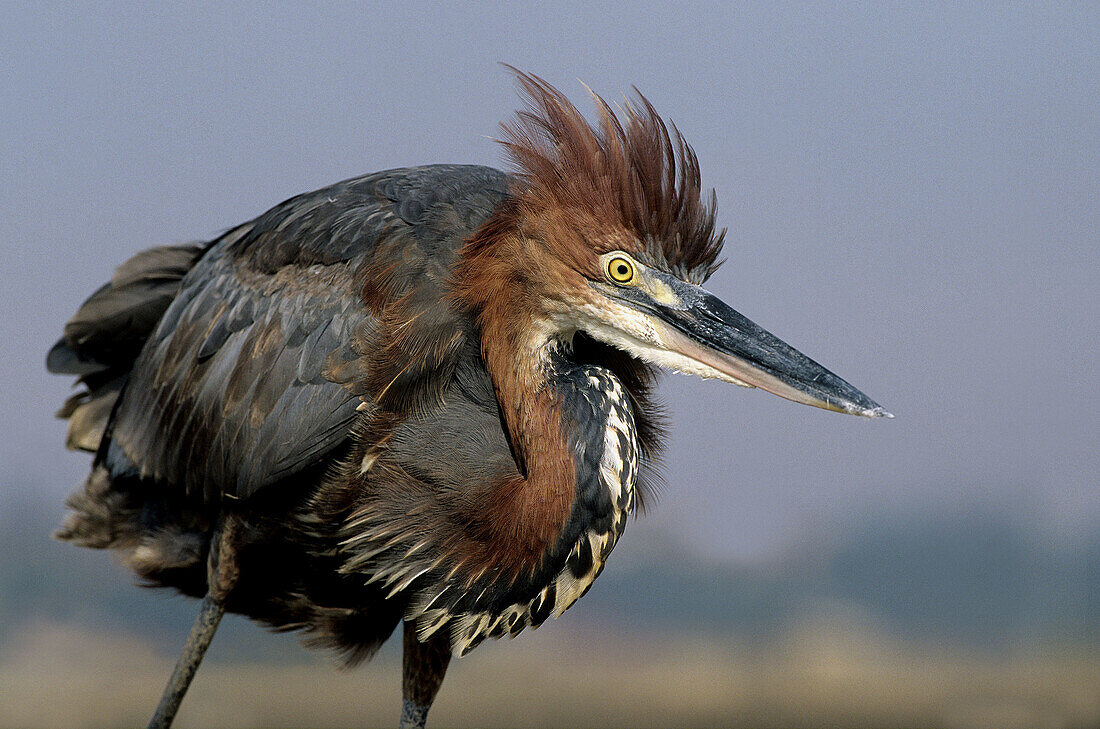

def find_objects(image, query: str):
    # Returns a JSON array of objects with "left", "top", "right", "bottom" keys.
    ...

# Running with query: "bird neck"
[
  {"left": 477, "top": 297, "right": 639, "bottom": 544},
  {"left": 455, "top": 205, "right": 577, "bottom": 494},
  {"left": 454, "top": 207, "right": 636, "bottom": 562},
  {"left": 479, "top": 302, "right": 574, "bottom": 485}
]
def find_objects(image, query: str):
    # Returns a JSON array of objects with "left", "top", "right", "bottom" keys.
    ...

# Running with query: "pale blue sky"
[{"left": 2, "top": 3, "right": 1096, "bottom": 560}]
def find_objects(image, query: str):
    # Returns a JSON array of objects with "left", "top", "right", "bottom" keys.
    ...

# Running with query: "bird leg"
[
  {"left": 399, "top": 621, "right": 452, "bottom": 728},
  {"left": 147, "top": 516, "right": 242, "bottom": 729}
]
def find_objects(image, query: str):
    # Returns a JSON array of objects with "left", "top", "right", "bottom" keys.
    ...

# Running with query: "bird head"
[{"left": 459, "top": 70, "right": 890, "bottom": 419}]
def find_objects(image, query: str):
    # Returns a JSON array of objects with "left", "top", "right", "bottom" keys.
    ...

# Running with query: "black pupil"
[{"left": 615, "top": 263, "right": 629, "bottom": 277}]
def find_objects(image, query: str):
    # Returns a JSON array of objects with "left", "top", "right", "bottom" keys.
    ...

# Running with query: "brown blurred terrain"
[
  {"left": 1, "top": 617, "right": 1098, "bottom": 729},
  {"left": 2, "top": 495, "right": 1097, "bottom": 729}
]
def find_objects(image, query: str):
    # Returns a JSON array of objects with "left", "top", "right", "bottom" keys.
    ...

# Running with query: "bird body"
[
  {"left": 54, "top": 162, "right": 643, "bottom": 658},
  {"left": 50, "top": 72, "right": 889, "bottom": 727}
]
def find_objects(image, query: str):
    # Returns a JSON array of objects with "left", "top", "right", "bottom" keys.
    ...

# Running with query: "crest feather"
[{"left": 498, "top": 68, "right": 725, "bottom": 282}]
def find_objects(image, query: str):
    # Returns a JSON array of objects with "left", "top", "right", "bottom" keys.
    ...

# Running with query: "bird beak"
[{"left": 623, "top": 272, "right": 892, "bottom": 418}]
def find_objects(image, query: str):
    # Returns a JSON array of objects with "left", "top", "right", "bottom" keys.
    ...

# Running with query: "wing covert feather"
[{"left": 101, "top": 164, "right": 509, "bottom": 502}]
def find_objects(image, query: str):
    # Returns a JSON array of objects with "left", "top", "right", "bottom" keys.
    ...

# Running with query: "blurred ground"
[
  {"left": 1, "top": 498, "right": 1097, "bottom": 729},
  {"left": 2, "top": 618, "right": 1096, "bottom": 729}
]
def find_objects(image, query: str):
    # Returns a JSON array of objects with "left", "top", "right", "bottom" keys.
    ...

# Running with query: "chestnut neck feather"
[{"left": 453, "top": 205, "right": 581, "bottom": 563}]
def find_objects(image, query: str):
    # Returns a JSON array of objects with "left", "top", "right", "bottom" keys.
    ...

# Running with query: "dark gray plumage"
[{"left": 65, "top": 165, "right": 509, "bottom": 503}]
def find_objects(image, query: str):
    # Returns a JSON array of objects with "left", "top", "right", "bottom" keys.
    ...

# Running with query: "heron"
[{"left": 48, "top": 70, "right": 890, "bottom": 729}]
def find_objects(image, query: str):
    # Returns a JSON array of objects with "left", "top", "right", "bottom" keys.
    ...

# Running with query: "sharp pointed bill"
[{"left": 590, "top": 254, "right": 892, "bottom": 418}]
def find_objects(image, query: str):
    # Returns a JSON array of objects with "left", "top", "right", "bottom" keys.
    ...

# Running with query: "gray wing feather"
[
  {"left": 99, "top": 164, "right": 508, "bottom": 503},
  {"left": 104, "top": 248, "right": 367, "bottom": 501},
  {"left": 48, "top": 244, "right": 204, "bottom": 451}
]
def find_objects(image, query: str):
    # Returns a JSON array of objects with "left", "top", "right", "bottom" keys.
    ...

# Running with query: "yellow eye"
[{"left": 606, "top": 256, "right": 635, "bottom": 284}]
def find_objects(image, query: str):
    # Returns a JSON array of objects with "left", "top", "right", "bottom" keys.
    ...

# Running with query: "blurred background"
[{"left": 1, "top": 3, "right": 1097, "bottom": 728}]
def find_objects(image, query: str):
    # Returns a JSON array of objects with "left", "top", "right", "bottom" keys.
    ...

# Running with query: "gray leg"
[
  {"left": 399, "top": 621, "right": 452, "bottom": 728},
  {"left": 147, "top": 516, "right": 241, "bottom": 729},
  {"left": 147, "top": 594, "right": 225, "bottom": 729},
  {"left": 400, "top": 701, "right": 430, "bottom": 729}
]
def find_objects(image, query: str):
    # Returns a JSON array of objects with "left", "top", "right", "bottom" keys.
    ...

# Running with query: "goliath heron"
[{"left": 48, "top": 70, "right": 890, "bottom": 728}]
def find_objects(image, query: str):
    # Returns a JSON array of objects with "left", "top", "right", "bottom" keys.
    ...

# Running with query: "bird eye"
[{"left": 606, "top": 256, "right": 635, "bottom": 284}]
